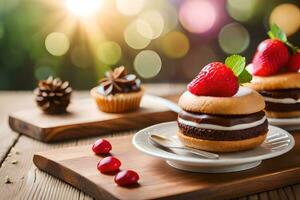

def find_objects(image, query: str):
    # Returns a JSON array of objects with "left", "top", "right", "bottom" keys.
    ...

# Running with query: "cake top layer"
[
  {"left": 245, "top": 72, "right": 300, "bottom": 91},
  {"left": 178, "top": 86, "right": 265, "bottom": 115}
]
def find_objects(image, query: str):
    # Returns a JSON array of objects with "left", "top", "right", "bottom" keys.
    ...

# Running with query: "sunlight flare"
[{"left": 65, "top": 0, "right": 102, "bottom": 17}]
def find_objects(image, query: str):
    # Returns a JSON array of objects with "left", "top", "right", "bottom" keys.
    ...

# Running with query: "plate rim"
[{"left": 132, "top": 121, "right": 295, "bottom": 165}]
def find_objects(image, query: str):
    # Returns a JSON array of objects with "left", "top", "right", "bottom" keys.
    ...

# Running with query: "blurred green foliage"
[{"left": 0, "top": 0, "right": 299, "bottom": 90}]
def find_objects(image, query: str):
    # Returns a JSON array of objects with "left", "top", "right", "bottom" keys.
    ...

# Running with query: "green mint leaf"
[
  {"left": 267, "top": 24, "right": 287, "bottom": 42},
  {"left": 238, "top": 69, "right": 252, "bottom": 84},
  {"left": 268, "top": 24, "right": 300, "bottom": 54},
  {"left": 225, "top": 55, "right": 246, "bottom": 77}
]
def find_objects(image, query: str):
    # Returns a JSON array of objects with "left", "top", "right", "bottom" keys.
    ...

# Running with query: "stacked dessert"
[
  {"left": 246, "top": 24, "right": 300, "bottom": 118},
  {"left": 177, "top": 55, "right": 268, "bottom": 152}
]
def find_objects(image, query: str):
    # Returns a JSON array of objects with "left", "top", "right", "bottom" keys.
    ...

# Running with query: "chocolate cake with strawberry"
[
  {"left": 177, "top": 55, "right": 268, "bottom": 153},
  {"left": 246, "top": 24, "right": 300, "bottom": 118}
]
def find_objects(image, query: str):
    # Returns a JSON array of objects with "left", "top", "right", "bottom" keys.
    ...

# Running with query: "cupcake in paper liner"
[{"left": 91, "top": 66, "right": 144, "bottom": 113}]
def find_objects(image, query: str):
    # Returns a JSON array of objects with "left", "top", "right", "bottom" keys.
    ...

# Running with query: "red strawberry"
[
  {"left": 286, "top": 52, "right": 300, "bottom": 72},
  {"left": 187, "top": 62, "right": 239, "bottom": 97},
  {"left": 252, "top": 39, "right": 289, "bottom": 76}
]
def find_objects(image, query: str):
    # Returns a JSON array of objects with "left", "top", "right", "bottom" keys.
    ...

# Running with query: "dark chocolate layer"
[
  {"left": 179, "top": 111, "right": 265, "bottom": 127},
  {"left": 259, "top": 89, "right": 300, "bottom": 112},
  {"left": 260, "top": 89, "right": 300, "bottom": 100},
  {"left": 265, "top": 102, "right": 300, "bottom": 112},
  {"left": 177, "top": 120, "right": 268, "bottom": 141}
]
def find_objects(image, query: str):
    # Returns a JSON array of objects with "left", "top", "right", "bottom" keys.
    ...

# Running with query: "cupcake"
[
  {"left": 177, "top": 55, "right": 268, "bottom": 152},
  {"left": 245, "top": 24, "right": 300, "bottom": 118},
  {"left": 91, "top": 66, "right": 143, "bottom": 113}
]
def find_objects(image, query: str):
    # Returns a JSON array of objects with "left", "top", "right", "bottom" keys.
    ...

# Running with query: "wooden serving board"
[
  {"left": 9, "top": 95, "right": 177, "bottom": 142},
  {"left": 33, "top": 132, "right": 300, "bottom": 200}
]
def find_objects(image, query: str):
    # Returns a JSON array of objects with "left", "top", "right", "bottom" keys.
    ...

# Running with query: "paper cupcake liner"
[{"left": 91, "top": 87, "right": 144, "bottom": 113}]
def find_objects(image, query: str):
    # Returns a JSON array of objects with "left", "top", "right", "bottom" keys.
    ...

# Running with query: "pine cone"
[{"left": 34, "top": 76, "right": 72, "bottom": 114}]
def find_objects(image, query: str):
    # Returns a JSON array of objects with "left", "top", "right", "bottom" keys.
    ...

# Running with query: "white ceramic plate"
[
  {"left": 268, "top": 117, "right": 300, "bottom": 131},
  {"left": 132, "top": 121, "right": 295, "bottom": 173}
]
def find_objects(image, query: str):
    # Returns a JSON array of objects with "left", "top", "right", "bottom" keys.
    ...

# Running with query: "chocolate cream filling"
[
  {"left": 177, "top": 111, "right": 268, "bottom": 141},
  {"left": 259, "top": 89, "right": 300, "bottom": 112},
  {"left": 265, "top": 102, "right": 300, "bottom": 112},
  {"left": 260, "top": 89, "right": 300, "bottom": 100}
]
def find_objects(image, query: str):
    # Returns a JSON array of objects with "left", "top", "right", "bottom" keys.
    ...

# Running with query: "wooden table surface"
[{"left": 0, "top": 84, "right": 299, "bottom": 200}]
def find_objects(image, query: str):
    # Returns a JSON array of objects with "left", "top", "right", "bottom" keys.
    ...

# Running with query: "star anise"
[{"left": 98, "top": 66, "right": 140, "bottom": 95}]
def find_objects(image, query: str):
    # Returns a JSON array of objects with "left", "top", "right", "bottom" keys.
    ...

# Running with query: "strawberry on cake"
[
  {"left": 246, "top": 24, "right": 300, "bottom": 118},
  {"left": 177, "top": 55, "right": 268, "bottom": 153}
]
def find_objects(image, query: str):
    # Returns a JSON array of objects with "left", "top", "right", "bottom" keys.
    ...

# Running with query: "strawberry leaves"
[
  {"left": 225, "top": 55, "right": 252, "bottom": 84},
  {"left": 268, "top": 23, "right": 299, "bottom": 54},
  {"left": 268, "top": 24, "right": 287, "bottom": 42},
  {"left": 238, "top": 69, "right": 252, "bottom": 84},
  {"left": 225, "top": 55, "right": 245, "bottom": 76}
]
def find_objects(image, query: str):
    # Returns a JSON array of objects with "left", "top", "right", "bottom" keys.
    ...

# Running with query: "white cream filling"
[
  {"left": 178, "top": 116, "right": 267, "bottom": 131},
  {"left": 186, "top": 86, "right": 252, "bottom": 99},
  {"left": 264, "top": 96, "right": 300, "bottom": 104},
  {"left": 233, "top": 86, "right": 252, "bottom": 97}
]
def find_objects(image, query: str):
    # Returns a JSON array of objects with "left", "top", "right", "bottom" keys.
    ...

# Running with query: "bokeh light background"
[{"left": 0, "top": 0, "right": 299, "bottom": 90}]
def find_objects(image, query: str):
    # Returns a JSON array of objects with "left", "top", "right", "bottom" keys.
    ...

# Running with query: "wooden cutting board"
[
  {"left": 33, "top": 132, "right": 300, "bottom": 200},
  {"left": 9, "top": 95, "right": 177, "bottom": 142}
]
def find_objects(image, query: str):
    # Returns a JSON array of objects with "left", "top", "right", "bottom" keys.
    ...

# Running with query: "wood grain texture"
[
  {"left": 0, "top": 132, "right": 95, "bottom": 200},
  {"left": 0, "top": 92, "right": 33, "bottom": 163},
  {"left": 0, "top": 124, "right": 132, "bottom": 200},
  {"left": 33, "top": 133, "right": 300, "bottom": 200},
  {"left": 9, "top": 96, "right": 177, "bottom": 142},
  {"left": 0, "top": 86, "right": 185, "bottom": 200}
]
